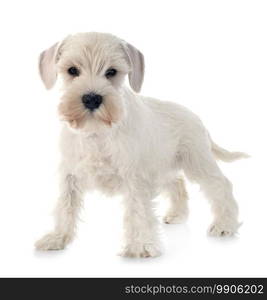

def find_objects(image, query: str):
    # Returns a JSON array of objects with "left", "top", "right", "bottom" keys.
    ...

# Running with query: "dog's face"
[{"left": 39, "top": 32, "right": 144, "bottom": 134}]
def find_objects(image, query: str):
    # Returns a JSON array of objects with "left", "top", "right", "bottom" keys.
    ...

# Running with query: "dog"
[{"left": 35, "top": 32, "right": 248, "bottom": 257}]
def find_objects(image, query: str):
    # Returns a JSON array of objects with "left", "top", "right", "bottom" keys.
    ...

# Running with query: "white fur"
[{"left": 35, "top": 32, "right": 247, "bottom": 258}]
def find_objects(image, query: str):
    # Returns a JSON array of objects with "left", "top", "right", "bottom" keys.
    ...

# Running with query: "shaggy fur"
[{"left": 35, "top": 32, "right": 248, "bottom": 257}]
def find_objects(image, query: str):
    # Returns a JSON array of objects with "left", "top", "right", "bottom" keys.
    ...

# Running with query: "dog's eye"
[
  {"left": 67, "top": 67, "right": 79, "bottom": 76},
  {"left": 105, "top": 68, "right": 117, "bottom": 78}
]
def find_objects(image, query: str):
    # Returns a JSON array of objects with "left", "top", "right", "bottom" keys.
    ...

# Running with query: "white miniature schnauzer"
[{"left": 35, "top": 32, "right": 248, "bottom": 257}]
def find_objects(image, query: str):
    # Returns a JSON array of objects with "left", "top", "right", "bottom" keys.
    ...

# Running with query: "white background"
[{"left": 0, "top": 0, "right": 266, "bottom": 277}]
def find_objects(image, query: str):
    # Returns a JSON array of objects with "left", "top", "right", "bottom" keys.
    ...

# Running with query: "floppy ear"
[
  {"left": 122, "top": 42, "right": 145, "bottom": 93},
  {"left": 39, "top": 42, "right": 61, "bottom": 89}
]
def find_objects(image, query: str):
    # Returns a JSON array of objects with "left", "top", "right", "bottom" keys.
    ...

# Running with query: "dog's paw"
[
  {"left": 119, "top": 243, "right": 161, "bottom": 258},
  {"left": 208, "top": 220, "right": 240, "bottom": 237},
  {"left": 163, "top": 212, "right": 188, "bottom": 224},
  {"left": 35, "top": 232, "right": 70, "bottom": 250}
]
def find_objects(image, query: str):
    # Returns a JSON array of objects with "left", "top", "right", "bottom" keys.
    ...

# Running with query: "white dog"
[{"left": 35, "top": 32, "right": 247, "bottom": 257}]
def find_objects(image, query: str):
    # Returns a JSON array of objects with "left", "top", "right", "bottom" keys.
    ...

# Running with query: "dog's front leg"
[
  {"left": 35, "top": 174, "right": 84, "bottom": 250},
  {"left": 120, "top": 189, "right": 161, "bottom": 258}
]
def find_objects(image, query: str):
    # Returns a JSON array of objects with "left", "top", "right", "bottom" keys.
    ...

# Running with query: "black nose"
[{"left": 82, "top": 93, "right": 103, "bottom": 111}]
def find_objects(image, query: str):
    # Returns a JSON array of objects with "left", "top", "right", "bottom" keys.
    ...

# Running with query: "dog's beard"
[
  {"left": 93, "top": 93, "right": 123, "bottom": 125},
  {"left": 58, "top": 96, "right": 88, "bottom": 129},
  {"left": 58, "top": 91, "right": 124, "bottom": 131}
]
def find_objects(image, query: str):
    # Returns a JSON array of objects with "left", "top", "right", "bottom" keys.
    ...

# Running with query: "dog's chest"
[{"left": 79, "top": 138, "right": 123, "bottom": 195}]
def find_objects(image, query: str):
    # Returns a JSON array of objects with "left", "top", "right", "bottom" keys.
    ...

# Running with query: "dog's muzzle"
[{"left": 82, "top": 93, "right": 103, "bottom": 111}]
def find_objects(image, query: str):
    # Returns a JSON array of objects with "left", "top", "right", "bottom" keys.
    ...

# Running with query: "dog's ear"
[
  {"left": 122, "top": 42, "right": 145, "bottom": 93},
  {"left": 39, "top": 42, "right": 61, "bottom": 89}
]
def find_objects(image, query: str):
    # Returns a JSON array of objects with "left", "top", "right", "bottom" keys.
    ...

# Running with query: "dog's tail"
[{"left": 210, "top": 136, "right": 250, "bottom": 163}]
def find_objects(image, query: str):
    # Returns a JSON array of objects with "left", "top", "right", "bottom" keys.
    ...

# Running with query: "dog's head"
[{"left": 39, "top": 32, "right": 144, "bottom": 133}]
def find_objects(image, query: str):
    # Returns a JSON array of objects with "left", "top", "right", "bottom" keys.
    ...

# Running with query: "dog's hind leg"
[
  {"left": 163, "top": 176, "right": 189, "bottom": 224},
  {"left": 35, "top": 174, "right": 84, "bottom": 250},
  {"left": 180, "top": 140, "right": 240, "bottom": 237}
]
